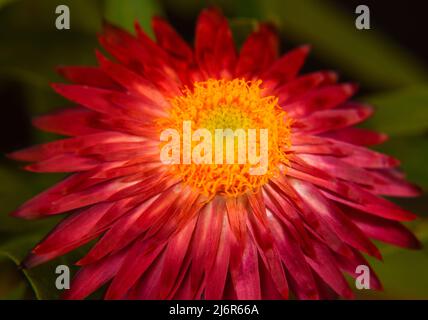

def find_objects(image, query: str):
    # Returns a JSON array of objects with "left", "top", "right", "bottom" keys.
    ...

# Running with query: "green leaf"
[
  {"left": 0, "top": 234, "right": 56, "bottom": 299},
  {"left": 223, "top": 0, "right": 428, "bottom": 90},
  {"left": 0, "top": 0, "right": 102, "bottom": 118},
  {"left": 2, "top": 282, "right": 28, "bottom": 300},
  {"left": 362, "top": 85, "right": 428, "bottom": 137},
  {"left": 0, "top": 233, "right": 88, "bottom": 299},
  {"left": 0, "top": 0, "right": 19, "bottom": 10},
  {"left": 0, "top": 165, "right": 63, "bottom": 233},
  {"left": 357, "top": 220, "right": 428, "bottom": 299},
  {"left": 0, "top": 257, "right": 29, "bottom": 299},
  {"left": 374, "top": 135, "right": 428, "bottom": 191},
  {"left": 229, "top": 18, "right": 258, "bottom": 49},
  {"left": 104, "top": 0, "right": 163, "bottom": 36}
]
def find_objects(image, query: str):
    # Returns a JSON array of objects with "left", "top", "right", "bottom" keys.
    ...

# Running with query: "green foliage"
[
  {"left": 362, "top": 86, "right": 428, "bottom": 191},
  {"left": 0, "top": 166, "right": 62, "bottom": 233},
  {"left": 104, "top": 0, "right": 163, "bottom": 36},
  {"left": 360, "top": 220, "right": 428, "bottom": 299},
  {"left": 241, "top": 0, "right": 428, "bottom": 89},
  {"left": 363, "top": 85, "right": 428, "bottom": 137},
  {"left": 0, "top": 235, "right": 88, "bottom": 299},
  {"left": 0, "top": 0, "right": 18, "bottom": 10}
]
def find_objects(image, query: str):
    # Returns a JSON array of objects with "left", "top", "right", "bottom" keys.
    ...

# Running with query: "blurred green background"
[{"left": 0, "top": 0, "right": 427, "bottom": 299}]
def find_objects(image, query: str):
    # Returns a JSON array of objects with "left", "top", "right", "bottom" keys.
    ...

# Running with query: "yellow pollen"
[{"left": 158, "top": 79, "right": 292, "bottom": 197}]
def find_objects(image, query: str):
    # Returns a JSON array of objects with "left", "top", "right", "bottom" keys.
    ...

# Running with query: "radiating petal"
[{"left": 236, "top": 24, "right": 278, "bottom": 78}]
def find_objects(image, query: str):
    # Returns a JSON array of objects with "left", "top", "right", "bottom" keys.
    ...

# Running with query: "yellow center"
[{"left": 159, "top": 79, "right": 292, "bottom": 197}]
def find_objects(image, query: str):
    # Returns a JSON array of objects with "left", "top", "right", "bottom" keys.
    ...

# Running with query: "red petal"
[
  {"left": 287, "top": 165, "right": 416, "bottom": 221},
  {"left": 127, "top": 253, "right": 165, "bottom": 299},
  {"left": 98, "top": 22, "right": 146, "bottom": 73},
  {"left": 11, "top": 172, "right": 92, "bottom": 218},
  {"left": 247, "top": 210, "right": 289, "bottom": 299},
  {"left": 9, "top": 132, "right": 144, "bottom": 162},
  {"left": 263, "top": 185, "right": 312, "bottom": 254},
  {"left": 105, "top": 238, "right": 166, "bottom": 299},
  {"left": 77, "top": 183, "right": 185, "bottom": 265},
  {"left": 269, "top": 176, "right": 353, "bottom": 258},
  {"left": 96, "top": 51, "right": 170, "bottom": 107},
  {"left": 334, "top": 248, "right": 383, "bottom": 291},
  {"left": 25, "top": 154, "right": 99, "bottom": 172},
  {"left": 158, "top": 215, "right": 198, "bottom": 299},
  {"left": 187, "top": 199, "right": 224, "bottom": 298},
  {"left": 321, "top": 127, "right": 388, "bottom": 146},
  {"left": 12, "top": 171, "right": 158, "bottom": 218},
  {"left": 267, "top": 211, "right": 319, "bottom": 299},
  {"left": 56, "top": 66, "right": 120, "bottom": 89},
  {"left": 213, "top": 19, "right": 237, "bottom": 78},
  {"left": 226, "top": 197, "right": 248, "bottom": 244},
  {"left": 33, "top": 108, "right": 101, "bottom": 136},
  {"left": 152, "top": 16, "right": 193, "bottom": 64},
  {"left": 195, "top": 8, "right": 236, "bottom": 77},
  {"left": 275, "top": 71, "right": 337, "bottom": 103},
  {"left": 52, "top": 84, "right": 166, "bottom": 120},
  {"left": 200, "top": 198, "right": 227, "bottom": 274},
  {"left": 236, "top": 24, "right": 279, "bottom": 78},
  {"left": 261, "top": 45, "right": 310, "bottom": 87},
  {"left": 299, "top": 154, "right": 420, "bottom": 197},
  {"left": 289, "top": 135, "right": 400, "bottom": 168},
  {"left": 204, "top": 212, "right": 231, "bottom": 299},
  {"left": 305, "top": 236, "right": 354, "bottom": 299},
  {"left": 325, "top": 138, "right": 400, "bottom": 168},
  {"left": 22, "top": 203, "right": 113, "bottom": 268},
  {"left": 34, "top": 202, "right": 113, "bottom": 253},
  {"left": 63, "top": 249, "right": 127, "bottom": 300}
]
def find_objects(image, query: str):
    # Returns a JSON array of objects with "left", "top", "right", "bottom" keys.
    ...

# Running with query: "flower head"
[
  {"left": 10, "top": 8, "right": 421, "bottom": 299},
  {"left": 161, "top": 78, "right": 292, "bottom": 197}
]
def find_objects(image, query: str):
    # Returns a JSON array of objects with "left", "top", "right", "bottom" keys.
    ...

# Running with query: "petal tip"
[
  {"left": 343, "top": 83, "right": 359, "bottom": 95},
  {"left": 20, "top": 253, "right": 41, "bottom": 269},
  {"left": 324, "top": 71, "right": 339, "bottom": 83},
  {"left": 299, "top": 44, "right": 312, "bottom": 54}
]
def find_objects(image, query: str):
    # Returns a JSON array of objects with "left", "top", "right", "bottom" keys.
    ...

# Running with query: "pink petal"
[
  {"left": 289, "top": 178, "right": 381, "bottom": 259},
  {"left": 285, "top": 83, "right": 358, "bottom": 117},
  {"left": 275, "top": 71, "right": 337, "bottom": 103},
  {"left": 292, "top": 105, "right": 373, "bottom": 134},
  {"left": 63, "top": 249, "right": 127, "bottom": 300},
  {"left": 321, "top": 127, "right": 388, "bottom": 146},
  {"left": 230, "top": 235, "right": 261, "bottom": 299},
  {"left": 267, "top": 210, "right": 319, "bottom": 299},
  {"left": 305, "top": 235, "right": 354, "bottom": 299}
]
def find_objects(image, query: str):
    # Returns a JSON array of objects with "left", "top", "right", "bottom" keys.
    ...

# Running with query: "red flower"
[{"left": 10, "top": 8, "right": 421, "bottom": 299}]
